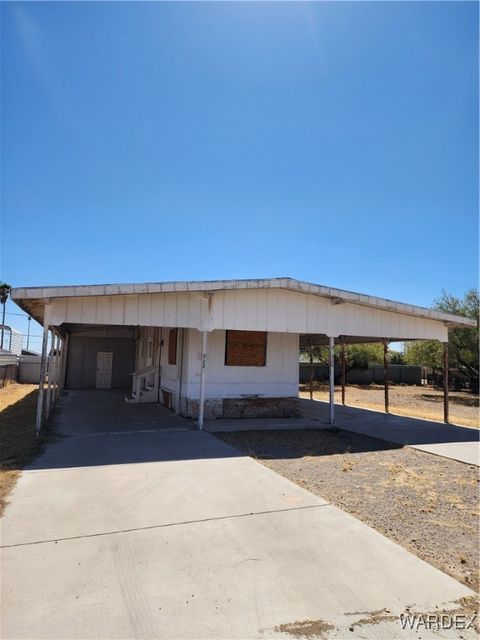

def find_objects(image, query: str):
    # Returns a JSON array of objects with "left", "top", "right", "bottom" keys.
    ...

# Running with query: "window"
[
  {"left": 225, "top": 330, "right": 267, "bottom": 367},
  {"left": 168, "top": 329, "right": 178, "bottom": 365}
]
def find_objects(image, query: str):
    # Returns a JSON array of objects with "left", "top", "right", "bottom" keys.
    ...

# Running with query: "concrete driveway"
[{"left": 1, "top": 392, "right": 475, "bottom": 639}]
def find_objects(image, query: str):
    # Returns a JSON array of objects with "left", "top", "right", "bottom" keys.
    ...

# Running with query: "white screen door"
[{"left": 96, "top": 352, "right": 113, "bottom": 389}]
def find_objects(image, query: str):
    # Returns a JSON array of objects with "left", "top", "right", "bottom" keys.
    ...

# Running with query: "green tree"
[
  {"left": 405, "top": 289, "right": 479, "bottom": 393},
  {"left": 404, "top": 340, "right": 443, "bottom": 369},
  {"left": 300, "top": 343, "right": 384, "bottom": 369},
  {"left": 389, "top": 350, "right": 405, "bottom": 365},
  {"left": 343, "top": 343, "right": 384, "bottom": 370}
]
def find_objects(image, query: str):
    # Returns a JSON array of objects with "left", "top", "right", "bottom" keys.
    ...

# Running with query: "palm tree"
[{"left": 0, "top": 283, "right": 12, "bottom": 350}]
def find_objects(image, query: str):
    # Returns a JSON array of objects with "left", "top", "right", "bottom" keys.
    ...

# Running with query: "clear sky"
[{"left": 1, "top": 1, "right": 478, "bottom": 350}]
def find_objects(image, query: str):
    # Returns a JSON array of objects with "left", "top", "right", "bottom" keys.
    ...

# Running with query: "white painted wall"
[
  {"left": 134, "top": 327, "right": 181, "bottom": 397},
  {"left": 182, "top": 329, "right": 299, "bottom": 399},
  {"left": 46, "top": 288, "right": 448, "bottom": 342},
  {"left": 159, "top": 328, "right": 178, "bottom": 395}
]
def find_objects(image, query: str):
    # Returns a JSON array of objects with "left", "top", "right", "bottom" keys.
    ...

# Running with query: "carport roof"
[{"left": 11, "top": 277, "right": 475, "bottom": 328}]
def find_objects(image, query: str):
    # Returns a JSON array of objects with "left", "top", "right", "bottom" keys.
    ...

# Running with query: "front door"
[{"left": 96, "top": 351, "right": 113, "bottom": 389}]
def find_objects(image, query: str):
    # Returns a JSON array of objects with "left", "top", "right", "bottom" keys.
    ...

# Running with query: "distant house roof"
[
  {"left": 12, "top": 277, "right": 474, "bottom": 328},
  {"left": 0, "top": 325, "right": 23, "bottom": 356},
  {"left": 21, "top": 348, "right": 40, "bottom": 357}
]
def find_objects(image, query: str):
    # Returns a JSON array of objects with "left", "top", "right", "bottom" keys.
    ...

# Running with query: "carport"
[{"left": 298, "top": 332, "right": 450, "bottom": 422}]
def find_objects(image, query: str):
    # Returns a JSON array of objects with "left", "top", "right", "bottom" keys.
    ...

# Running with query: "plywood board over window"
[
  {"left": 225, "top": 330, "right": 267, "bottom": 367},
  {"left": 168, "top": 328, "right": 178, "bottom": 365}
]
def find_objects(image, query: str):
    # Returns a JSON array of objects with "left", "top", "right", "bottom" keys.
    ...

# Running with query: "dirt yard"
[
  {"left": 217, "top": 428, "right": 480, "bottom": 593},
  {"left": 300, "top": 384, "right": 479, "bottom": 428},
  {"left": 0, "top": 383, "right": 39, "bottom": 515}
]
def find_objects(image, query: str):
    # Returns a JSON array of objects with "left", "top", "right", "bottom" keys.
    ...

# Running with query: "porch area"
[{"left": 48, "top": 389, "right": 192, "bottom": 440}]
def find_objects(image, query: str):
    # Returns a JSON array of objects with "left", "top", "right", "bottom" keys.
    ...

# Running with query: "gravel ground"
[
  {"left": 299, "top": 384, "right": 479, "bottom": 428},
  {"left": 216, "top": 428, "right": 480, "bottom": 592}
]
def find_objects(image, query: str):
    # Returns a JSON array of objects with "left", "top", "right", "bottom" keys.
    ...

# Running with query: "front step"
[
  {"left": 125, "top": 389, "right": 158, "bottom": 404},
  {"left": 125, "top": 392, "right": 137, "bottom": 404}
]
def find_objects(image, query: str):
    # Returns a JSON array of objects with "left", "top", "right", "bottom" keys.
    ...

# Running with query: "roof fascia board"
[{"left": 11, "top": 278, "right": 475, "bottom": 328}]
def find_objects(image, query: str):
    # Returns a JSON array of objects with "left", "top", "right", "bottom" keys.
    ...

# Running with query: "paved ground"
[
  {"left": 207, "top": 399, "right": 480, "bottom": 466},
  {"left": 299, "top": 386, "right": 479, "bottom": 429},
  {"left": 1, "top": 391, "right": 476, "bottom": 639}
]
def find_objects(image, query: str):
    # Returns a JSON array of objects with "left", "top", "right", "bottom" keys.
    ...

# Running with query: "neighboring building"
[
  {"left": 0, "top": 325, "right": 22, "bottom": 387},
  {"left": 0, "top": 325, "right": 22, "bottom": 356},
  {"left": 21, "top": 348, "right": 40, "bottom": 356},
  {"left": 18, "top": 349, "right": 42, "bottom": 384},
  {"left": 11, "top": 278, "right": 474, "bottom": 430}
]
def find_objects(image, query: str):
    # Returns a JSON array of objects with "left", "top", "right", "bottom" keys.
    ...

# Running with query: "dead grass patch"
[{"left": 0, "top": 384, "right": 40, "bottom": 515}]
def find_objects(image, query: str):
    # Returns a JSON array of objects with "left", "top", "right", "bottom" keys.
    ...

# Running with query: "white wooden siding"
[
  {"left": 47, "top": 288, "right": 448, "bottom": 341},
  {"left": 182, "top": 330, "right": 299, "bottom": 399}
]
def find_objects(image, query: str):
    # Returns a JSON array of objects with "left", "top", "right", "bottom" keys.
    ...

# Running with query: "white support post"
[
  {"left": 59, "top": 333, "right": 69, "bottom": 394},
  {"left": 50, "top": 334, "right": 59, "bottom": 407},
  {"left": 198, "top": 331, "right": 208, "bottom": 430},
  {"left": 135, "top": 375, "right": 141, "bottom": 403},
  {"left": 329, "top": 336, "right": 335, "bottom": 425},
  {"left": 54, "top": 334, "right": 63, "bottom": 402},
  {"left": 35, "top": 325, "right": 49, "bottom": 434},
  {"left": 59, "top": 335, "right": 66, "bottom": 395},
  {"left": 175, "top": 328, "right": 184, "bottom": 416},
  {"left": 45, "top": 329, "right": 55, "bottom": 419},
  {"left": 54, "top": 337, "right": 61, "bottom": 404},
  {"left": 53, "top": 334, "right": 62, "bottom": 405}
]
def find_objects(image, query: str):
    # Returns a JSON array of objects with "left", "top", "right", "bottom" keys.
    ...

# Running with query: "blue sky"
[{"left": 1, "top": 2, "right": 478, "bottom": 350}]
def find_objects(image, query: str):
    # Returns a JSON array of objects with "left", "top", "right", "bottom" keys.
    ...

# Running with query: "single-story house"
[{"left": 11, "top": 277, "right": 474, "bottom": 431}]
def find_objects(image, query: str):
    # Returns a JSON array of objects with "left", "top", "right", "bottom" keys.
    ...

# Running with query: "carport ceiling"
[{"left": 299, "top": 334, "right": 409, "bottom": 347}]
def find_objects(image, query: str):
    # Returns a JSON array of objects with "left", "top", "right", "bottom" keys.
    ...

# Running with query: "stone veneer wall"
[{"left": 179, "top": 396, "right": 300, "bottom": 420}]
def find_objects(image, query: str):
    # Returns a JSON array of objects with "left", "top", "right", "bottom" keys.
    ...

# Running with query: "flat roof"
[{"left": 11, "top": 277, "right": 475, "bottom": 328}]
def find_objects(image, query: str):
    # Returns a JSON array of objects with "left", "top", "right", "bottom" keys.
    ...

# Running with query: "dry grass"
[
  {"left": 0, "top": 383, "right": 37, "bottom": 411},
  {"left": 300, "top": 384, "right": 479, "bottom": 428},
  {"left": 0, "top": 384, "right": 40, "bottom": 515}
]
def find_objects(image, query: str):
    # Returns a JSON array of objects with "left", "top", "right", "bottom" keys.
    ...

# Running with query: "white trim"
[{"left": 11, "top": 278, "right": 474, "bottom": 327}]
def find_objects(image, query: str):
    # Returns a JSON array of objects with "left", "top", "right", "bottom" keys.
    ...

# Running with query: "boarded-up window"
[
  {"left": 168, "top": 329, "right": 178, "bottom": 365},
  {"left": 225, "top": 331, "right": 267, "bottom": 367}
]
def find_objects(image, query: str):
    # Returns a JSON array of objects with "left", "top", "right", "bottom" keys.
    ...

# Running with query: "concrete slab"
[
  {"left": 1, "top": 430, "right": 325, "bottom": 547},
  {"left": 2, "top": 504, "right": 474, "bottom": 640},
  {"left": 206, "top": 416, "right": 323, "bottom": 432},
  {"left": 412, "top": 441, "right": 480, "bottom": 466},
  {"left": 207, "top": 400, "right": 479, "bottom": 466},
  {"left": 50, "top": 390, "right": 191, "bottom": 437},
  {"left": 300, "top": 399, "right": 479, "bottom": 447},
  {"left": 301, "top": 400, "right": 480, "bottom": 466},
  {"left": 1, "top": 392, "right": 476, "bottom": 639}
]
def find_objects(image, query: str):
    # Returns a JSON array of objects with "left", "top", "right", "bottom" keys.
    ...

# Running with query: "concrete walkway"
[
  {"left": 1, "top": 391, "right": 476, "bottom": 639},
  {"left": 207, "top": 399, "right": 480, "bottom": 466},
  {"left": 301, "top": 399, "right": 480, "bottom": 466}
]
